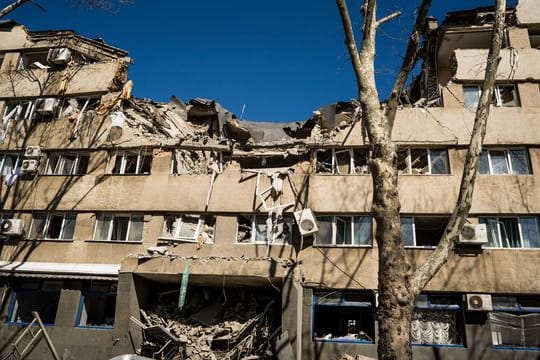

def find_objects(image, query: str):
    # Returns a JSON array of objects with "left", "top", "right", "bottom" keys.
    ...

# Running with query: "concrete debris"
[
  {"left": 137, "top": 288, "right": 279, "bottom": 360},
  {"left": 147, "top": 246, "right": 168, "bottom": 256}
]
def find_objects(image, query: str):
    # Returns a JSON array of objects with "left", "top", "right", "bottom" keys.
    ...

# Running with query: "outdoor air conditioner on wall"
[
  {"left": 21, "top": 159, "right": 39, "bottom": 174},
  {"left": 458, "top": 224, "right": 488, "bottom": 245},
  {"left": 466, "top": 294, "right": 493, "bottom": 311},
  {"left": 1, "top": 219, "right": 24, "bottom": 236},
  {"left": 24, "top": 145, "right": 42, "bottom": 158},
  {"left": 47, "top": 47, "right": 72, "bottom": 65},
  {"left": 35, "top": 98, "right": 58, "bottom": 115},
  {"left": 294, "top": 208, "right": 319, "bottom": 236}
]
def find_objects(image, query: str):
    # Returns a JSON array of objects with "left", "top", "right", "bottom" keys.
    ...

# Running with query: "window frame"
[
  {"left": 490, "top": 295, "right": 540, "bottom": 350},
  {"left": 314, "top": 215, "right": 372, "bottom": 247},
  {"left": 0, "top": 152, "right": 23, "bottom": 176},
  {"left": 401, "top": 216, "right": 449, "bottom": 248},
  {"left": 28, "top": 212, "right": 77, "bottom": 241},
  {"left": 411, "top": 294, "right": 465, "bottom": 347},
  {"left": 235, "top": 214, "right": 293, "bottom": 244},
  {"left": 479, "top": 216, "right": 540, "bottom": 249},
  {"left": 75, "top": 281, "right": 117, "bottom": 329},
  {"left": 315, "top": 148, "right": 370, "bottom": 175},
  {"left": 7, "top": 280, "right": 62, "bottom": 326},
  {"left": 397, "top": 148, "right": 450, "bottom": 175},
  {"left": 463, "top": 84, "right": 520, "bottom": 108},
  {"left": 479, "top": 148, "right": 532, "bottom": 175},
  {"left": 45, "top": 152, "right": 89, "bottom": 175},
  {"left": 312, "top": 291, "right": 376, "bottom": 344},
  {"left": 110, "top": 150, "right": 152, "bottom": 175},
  {"left": 159, "top": 214, "right": 215, "bottom": 243},
  {"left": 92, "top": 213, "right": 144, "bottom": 242}
]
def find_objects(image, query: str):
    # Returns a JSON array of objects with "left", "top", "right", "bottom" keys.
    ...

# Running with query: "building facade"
[{"left": 0, "top": 1, "right": 539, "bottom": 359}]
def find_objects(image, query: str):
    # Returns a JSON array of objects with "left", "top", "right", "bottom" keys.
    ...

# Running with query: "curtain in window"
[
  {"left": 353, "top": 216, "right": 371, "bottom": 245},
  {"left": 411, "top": 309, "right": 457, "bottom": 345},
  {"left": 127, "top": 215, "right": 143, "bottom": 241}
]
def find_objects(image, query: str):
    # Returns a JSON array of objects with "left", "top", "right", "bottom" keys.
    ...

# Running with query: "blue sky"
[{"left": 6, "top": 0, "right": 517, "bottom": 121}]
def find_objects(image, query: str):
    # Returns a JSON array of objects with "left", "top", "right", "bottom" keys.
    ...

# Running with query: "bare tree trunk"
[{"left": 337, "top": 0, "right": 506, "bottom": 359}]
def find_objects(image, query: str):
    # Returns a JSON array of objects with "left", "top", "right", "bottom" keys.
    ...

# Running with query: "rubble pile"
[{"left": 138, "top": 287, "right": 279, "bottom": 360}]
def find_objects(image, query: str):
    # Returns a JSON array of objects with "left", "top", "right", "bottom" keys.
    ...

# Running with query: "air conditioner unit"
[
  {"left": 294, "top": 208, "right": 319, "bottom": 236},
  {"left": 47, "top": 47, "right": 72, "bottom": 65},
  {"left": 458, "top": 224, "right": 488, "bottom": 245},
  {"left": 0, "top": 219, "right": 24, "bottom": 236},
  {"left": 466, "top": 294, "right": 493, "bottom": 311},
  {"left": 24, "top": 145, "right": 41, "bottom": 158},
  {"left": 35, "top": 98, "right": 58, "bottom": 115},
  {"left": 21, "top": 159, "right": 39, "bottom": 174}
]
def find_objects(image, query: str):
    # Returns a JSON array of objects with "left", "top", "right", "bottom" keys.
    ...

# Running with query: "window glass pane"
[
  {"left": 47, "top": 154, "right": 60, "bottom": 174},
  {"left": 95, "top": 214, "right": 112, "bottom": 241},
  {"left": 138, "top": 154, "right": 152, "bottom": 174},
  {"left": 254, "top": 216, "right": 268, "bottom": 242},
  {"left": 335, "top": 216, "right": 350, "bottom": 245},
  {"left": 499, "top": 218, "right": 520, "bottom": 248},
  {"left": 127, "top": 215, "right": 143, "bottom": 241},
  {"left": 429, "top": 149, "right": 449, "bottom": 175},
  {"left": 519, "top": 217, "right": 540, "bottom": 249},
  {"left": 162, "top": 215, "right": 179, "bottom": 238},
  {"left": 111, "top": 216, "right": 129, "bottom": 241},
  {"left": 401, "top": 217, "right": 414, "bottom": 246},
  {"left": 509, "top": 149, "right": 531, "bottom": 174},
  {"left": 59, "top": 154, "right": 77, "bottom": 175},
  {"left": 315, "top": 216, "right": 333, "bottom": 245},
  {"left": 335, "top": 150, "right": 351, "bottom": 175},
  {"left": 112, "top": 155, "right": 123, "bottom": 174},
  {"left": 76, "top": 155, "right": 89, "bottom": 174},
  {"left": 480, "top": 218, "right": 500, "bottom": 247},
  {"left": 479, "top": 150, "right": 490, "bottom": 174},
  {"left": 61, "top": 214, "right": 76, "bottom": 240},
  {"left": 46, "top": 214, "right": 64, "bottom": 239},
  {"left": 123, "top": 154, "right": 138, "bottom": 174},
  {"left": 409, "top": 149, "right": 428, "bottom": 175},
  {"left": 463, "top": 86, "right": 480, "bottom": 109},
  {"left": 29, "top": 213, "right": 47, "bottom": 239},
  {"left": 353, "top": 216, "right": 371, "bottom": 245},
  {"left": 490, "top": 150, "right": 509, "bottom": 174},
  {"left": 177, "top": 215, "right": 199, "bottom": 240}
]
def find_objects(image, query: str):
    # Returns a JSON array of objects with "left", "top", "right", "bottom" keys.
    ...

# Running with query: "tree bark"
[{"left": 336, "top": 0, "right": 506, "bottom": 359}]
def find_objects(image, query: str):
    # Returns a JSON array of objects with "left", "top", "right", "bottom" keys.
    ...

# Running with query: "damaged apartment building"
[{"left": 0, "top": 0, "right": 539, "bottom": 358}]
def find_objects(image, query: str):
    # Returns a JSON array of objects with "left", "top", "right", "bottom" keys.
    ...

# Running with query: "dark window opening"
[
  {"left": 77, "top": 282, "right": 117, "bottom": 327},
  {"left": 9, "top": 280, "right": 62, "bottom": 325}
]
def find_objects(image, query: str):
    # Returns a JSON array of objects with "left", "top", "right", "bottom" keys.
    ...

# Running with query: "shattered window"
[
  {"left": 18, "top": 51, "right": 50, "bottom": 70},
  {"left": 236, "top": 214, "right": 291, "bottom": 244},
  {"left": 110, "top": 150, "right": 152, "bottom": 175},
  {"left": 28, "top": 212, "right": 76, "bottom": 240},
  {"left": 46, "top": 152, "right": 89, "bottom": 175},
  {"left": 316, "top": 149, "right": 369, "bottom": 175},
  {"left": 94, "top": 213, "right": 143, "bottom": 242},
  {"left": 171, "top": 149, "right": 221, "bottom": 175},
  {"left": 313, "top": 291, "right": 375, "bottom": 343},
  {"left": 314, "top": 215, "right": 371, "bottom": 246},
  {"left": 479, "top": 148, "right": 531, "bottom": 175},
  {"left": 412, "top": 294, "right": 463, "bottom": 345},
  {"left": 59, "top": 97, "right": 101, "bottom": 118},
  {"left": 463, "top": 84, "right": 520, "bottom": 108},
  {"left": 77, "top": 282, "right": 117, "bottom": 328},
  {"left": 495, "top": 85, "right": 519, "bottom": 107},
  {"left": 9, "top": 280, "right": 62, "bottom": 325},
  {"left": 3, "top": 100, "right": 34, "bottom": 123},
  {"left": 0, "top": 153, "right": 23, "bottom": 176},
  {"left": 397, "top": 149, "right": 450, "bottom": 175},
  {"left": 401, "top": 216, "right": 448, "bottom": 248},
  {"left": 490, "top": 296, "right": 540, "bottom": 348},
  {"left": 480, "top": 216, "right": 540, "bottom": 249},
  {"left": 160, "top": 214, "right": 215, "bottom": 243}
]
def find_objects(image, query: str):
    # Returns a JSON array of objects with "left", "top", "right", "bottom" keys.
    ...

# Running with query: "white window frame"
[
  {"left": 159, "top": 214, "right": 214, "bottom": 243},
  {"left": 93, "top": 213, "right": 143, "bottom": 242},
  {"left": 398, "top": 148, "right": 450, "bottom": 175},
  {"left": 401, "top": 217, "right": 449, "bottom": 248},
  {"left": 110, "top": 150, "right": 152, "bottom": 175},
  {"left": 317, "top": 148, "right": 369, "bottom": 175},
  {"left": 2, "top": 100, "right": 35, "bottom": 122},
  {"left": 46, "top": 152, "right": 89, "bottom": 175},
  {"left": 480, "top": 148, "right": 531, "bottom": 175},
  {"left": 236, "top": 214, "right": 292, "bottom": 244},
  {"left": 463, "top": 84, "right": 519, "bottom": 109},
  {"left": 0, "top": 152, "right": 23, "bottom": 175},
  {"left": 314, "top": 215, "right": 372, "bottom": 247},
  {"left": 29, "top": 212, "right": 76, "bottom": 240},
  {"left": 480, "top": 216, "right": 540, "bottom": 249}
]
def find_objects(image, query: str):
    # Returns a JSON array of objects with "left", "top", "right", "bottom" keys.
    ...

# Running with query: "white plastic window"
[
  {"left": 480, "top": 216, "right": 540, "bottom": 248},
  {"left": 46, "top": 153, "right": 89, "bottom": 175},
  {"left": 479, "top": 148, "right": 531, "bottom": 175},
  {"left": 29, "top": 213, "right": 76, "bottom": 240},
  {"left": 94, "top": 213, "right": 143, "bottom": 242},
  {"left": 314, "top": 216, "right": 371, "bottom": 246}
]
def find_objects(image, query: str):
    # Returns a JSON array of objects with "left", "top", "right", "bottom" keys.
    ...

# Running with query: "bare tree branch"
[
  {"left": 410, "top": 0, "right": 506, "bottom": 295},
  {"left": 0, "top": 0, "right": 33, "bottom": 18},
  {"left": 384, "top": 0, "right": 432, "bottom": 131},
  {"left": 375, "top": 11, "right": 401, "bottom": 28}
]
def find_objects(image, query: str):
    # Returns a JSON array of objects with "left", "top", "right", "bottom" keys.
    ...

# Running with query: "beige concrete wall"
[
  {"left": 517, "top": 0, "right": 540, "bottom": 25},
  {"left": 453, "top": 48, "right": 540, "bottom": 81},
  {"left": 0, "top": 61, "right": 125, "bottom": 98},
  {"left": 508, "top": 28, "right": 531, "bottom": 49},
  {"left": 0, "top": 25, "right": 28, "bottom": 50}
]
